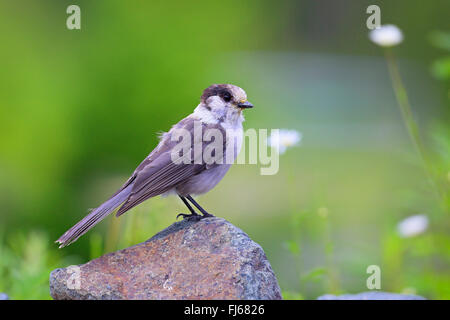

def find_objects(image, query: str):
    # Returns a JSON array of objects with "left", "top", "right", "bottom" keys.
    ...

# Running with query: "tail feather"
[{"left": 56, "top": 183, "right": 133, "bottom": 248}]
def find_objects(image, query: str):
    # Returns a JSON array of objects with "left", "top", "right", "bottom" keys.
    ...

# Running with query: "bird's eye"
[{"left": 222, "top": 92, "right": 232, "bottom": 102}]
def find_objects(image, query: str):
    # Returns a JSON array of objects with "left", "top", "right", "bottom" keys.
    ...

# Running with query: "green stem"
[
  {"left": 384, "top": 48, "right": 446, "bottom": 213},
  {"left": 323, "top": 212, "right": 340, "bottom": 294}
]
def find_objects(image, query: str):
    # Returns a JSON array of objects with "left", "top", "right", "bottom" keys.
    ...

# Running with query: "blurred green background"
[{"left": 0, "top": 0, "right": 449, "bottom": 299}]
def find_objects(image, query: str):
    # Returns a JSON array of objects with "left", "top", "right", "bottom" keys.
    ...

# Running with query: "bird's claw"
[{"left": 176, "top": 213, "right": 202, "bottom": 221}]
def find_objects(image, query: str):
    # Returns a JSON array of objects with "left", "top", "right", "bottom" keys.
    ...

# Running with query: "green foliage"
[
  {"left": 431, "top": 58, "right": 450, "bottom": 80},
  {"left": 0, "top": 230, "right": 79, "bottom": 299},
  {"left": 281, "top": 291, "right": 304, "bottom": 300}
]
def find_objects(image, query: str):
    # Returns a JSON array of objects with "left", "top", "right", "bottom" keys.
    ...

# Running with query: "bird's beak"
[{"left": 237, "top": 101, "right": 254, "bottom": 109}]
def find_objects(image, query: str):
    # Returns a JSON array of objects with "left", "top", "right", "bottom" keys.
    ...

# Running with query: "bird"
[{"left": 56, "top": 84, "right": 253, "bottom": 248}]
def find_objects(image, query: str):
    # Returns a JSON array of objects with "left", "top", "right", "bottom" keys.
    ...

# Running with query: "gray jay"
[{"left": 56, "top": 84, "right": 253, "bottom": 248}]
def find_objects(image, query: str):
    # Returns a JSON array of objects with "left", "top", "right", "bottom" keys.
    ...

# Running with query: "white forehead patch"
[{"left": 229, "top": 85, "right": 247, "bottom": 102}]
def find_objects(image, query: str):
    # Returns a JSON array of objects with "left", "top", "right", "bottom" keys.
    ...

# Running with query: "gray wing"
[
  {"left": 116, "top": 151, "right": 205, "bottom": 216},
  {"left": 116, "top": 117, "right": 226, "bottom": 216}
]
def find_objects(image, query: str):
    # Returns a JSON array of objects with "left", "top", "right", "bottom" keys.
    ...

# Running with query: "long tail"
[{"left": 55, "top": 183, "right": 134, "bottom": 248}]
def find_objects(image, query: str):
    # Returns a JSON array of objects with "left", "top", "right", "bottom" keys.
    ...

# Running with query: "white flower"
[
  {"left": 369, "top": 24, "right": 403, "bottom": 47},
  {"left": 397, "top": 214, "right": 428, "bottom": 238},
  {"left": 268, "top": 129, "right": 302, "bottom": 154}
]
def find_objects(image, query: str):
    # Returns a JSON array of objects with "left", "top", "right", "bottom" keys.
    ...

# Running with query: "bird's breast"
[{"left": 175, "top": 164, "right": 232, "bottom": 196}]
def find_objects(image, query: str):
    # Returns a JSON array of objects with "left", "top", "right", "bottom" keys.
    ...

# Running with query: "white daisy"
[
  {"left": 369, "top": 24, "right": 403, "bottom": 47},
  {"left": 397, "top": 214, "right": 429, "bottom": 238},
  {"left": 268, "top": 129, "right": 302, "bottom": 154}
]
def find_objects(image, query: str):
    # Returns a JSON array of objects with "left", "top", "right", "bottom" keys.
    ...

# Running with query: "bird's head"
[{"left": 200, "top": 84, "right": 253, "bottom": 113}]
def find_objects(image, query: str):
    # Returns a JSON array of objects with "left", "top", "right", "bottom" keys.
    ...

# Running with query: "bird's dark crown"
[{"left": 201, "top": 84, "right": 233, "bottom": 103}]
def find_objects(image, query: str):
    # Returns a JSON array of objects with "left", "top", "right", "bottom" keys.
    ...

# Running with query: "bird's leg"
[
  {"left": 186, "top": 195, "right": 214, "bottom": 218},
  {"left": 177, "top": 195, "right": 201, "bottom": 220}
]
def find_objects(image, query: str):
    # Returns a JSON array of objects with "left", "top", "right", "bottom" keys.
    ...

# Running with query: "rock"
[
  {"left": 318, "top": 291, "right": 426, "bottom": 300},
  {"left": 50, "top": 217, "right": 282, "bottom": 300}
]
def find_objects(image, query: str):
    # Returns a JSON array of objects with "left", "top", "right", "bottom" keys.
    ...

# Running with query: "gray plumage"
[{"left": 56, "top": 84, "right": 252, "bottom": 248}]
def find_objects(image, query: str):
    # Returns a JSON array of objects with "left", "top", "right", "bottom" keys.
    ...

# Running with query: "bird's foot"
[
  {"left": 176, "top": 212, "right": 215, "bottom": 221},
  {"left": 176, "top": 212, "right": 202, "bottom": 221}
]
